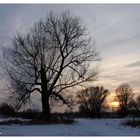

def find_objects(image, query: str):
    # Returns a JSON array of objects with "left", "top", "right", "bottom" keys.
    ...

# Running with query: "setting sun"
[
  {"left": 105, "top": 93, "right": 120, "bottom": 109},
  {"left": 112, "top": 101, "right": 120, "bottom": 108}
]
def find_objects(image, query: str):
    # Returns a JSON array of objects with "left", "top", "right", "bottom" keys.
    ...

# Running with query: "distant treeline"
[{"left": 0, "top": 102, "right": 140, "bottom": 119}]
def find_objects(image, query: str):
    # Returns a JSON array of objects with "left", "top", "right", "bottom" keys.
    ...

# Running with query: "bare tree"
[
  {"left": 116, "top": 83, "right": 134, "bottom": 116},
  {"left": 129, "top": 95, "right": 140, "bottom": 115},
  {"left": 3, "top": 11, "right": 100, "bottom": 121},
  {"left": 135, "top": 95, "right": 140, "bottom": 113},
  {"left": 77, "top": 86, "right": 109, "bottom": 118}
]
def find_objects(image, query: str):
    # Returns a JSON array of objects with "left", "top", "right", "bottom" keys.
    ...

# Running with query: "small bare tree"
[
  {"left": 77, "top": 86, "right": 109, "bottom": 118},
  {"left": 116, "top": 83, "right": 134, "bottom": 116},
  {"left": 129, "top": 95, "right": 140, "bottom": 115},
  {"left": 3, "top": 11, "right": 100, "bottom": 121},
  {"left": 135, "top": 95, "right": 140, "bottom": 113}
]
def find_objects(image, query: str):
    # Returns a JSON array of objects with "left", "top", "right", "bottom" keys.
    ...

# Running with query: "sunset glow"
[
  {"left": 112, "top": 101, "right": 120, "bottom": 108},
  {"left": 106, "top": 93, "right": 120, "bottom": 109}
]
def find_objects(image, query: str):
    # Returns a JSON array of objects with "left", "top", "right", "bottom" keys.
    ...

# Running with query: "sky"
[{"left": 0, "top": 4, "right": 140, "bottom": 109}]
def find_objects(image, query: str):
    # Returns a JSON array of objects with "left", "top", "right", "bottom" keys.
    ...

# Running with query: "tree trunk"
[
  {"left": 41, "top": 92, "right": 51, "bottom": 122},
  {"left": 40, "top": 66, "right": 51, "bottom": 122}
]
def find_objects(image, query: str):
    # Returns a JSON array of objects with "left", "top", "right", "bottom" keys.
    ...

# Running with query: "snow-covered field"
[{"left": 0, "top": 118, "right": 139, "bottom": 136}]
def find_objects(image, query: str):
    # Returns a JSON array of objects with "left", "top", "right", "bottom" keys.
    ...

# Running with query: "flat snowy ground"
[{"left": 0, "top": 118, "right": 140, "bottom": 136}]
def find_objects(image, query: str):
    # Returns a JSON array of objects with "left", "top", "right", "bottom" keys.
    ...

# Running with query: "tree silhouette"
[
  {"left": 116, "top": 83, "right": 134, "bottom": 117},
  {"left": 77, "top": 86, "right": 109, "bottom": 118},
  {"left": 3, "top": 11, "right": 100, "bottom": 121},
  {"left": 129, "top": 95, "right": 140, "bottom": 115},
  {"left": 0, "top": 103, "right": 15, "bottom": 116}
]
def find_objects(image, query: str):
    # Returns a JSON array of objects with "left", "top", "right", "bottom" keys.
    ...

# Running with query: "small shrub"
[
  {"left": 0, "top": 103, "right": 15, "bottom": 116},
  {"left": 61, "top": 118, "right": 74, "bottom": 124},
  {"left": 124, "top": 119, "right": 140, "bottom": 127}
]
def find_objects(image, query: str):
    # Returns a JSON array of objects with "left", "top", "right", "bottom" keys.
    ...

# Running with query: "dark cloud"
[
  {"left": 128, "top": 80, "right": 140, "bottom": 87},
  {"left": 0, "top": 36, "right": 12, "bottom": 45},
  {"left": 127, "top": 61, "right": 140, "bottom": 68}
]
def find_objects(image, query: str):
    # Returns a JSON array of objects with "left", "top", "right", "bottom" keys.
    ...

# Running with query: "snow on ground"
[
  {"left": 0, "top": 117, "right": 30, "bottom": 122},
  {"left": 0, "top": 118, "right": 139, "bottom": 136}
]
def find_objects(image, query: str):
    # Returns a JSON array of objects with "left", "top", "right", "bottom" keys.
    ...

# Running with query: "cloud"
[{"left": 126, "top": 60, "right": 140, "bottom": 68}]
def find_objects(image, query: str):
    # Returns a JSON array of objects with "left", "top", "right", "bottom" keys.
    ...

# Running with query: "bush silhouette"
[{"left": 0, "top": 103, "right": 15, "bottom": 116}]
